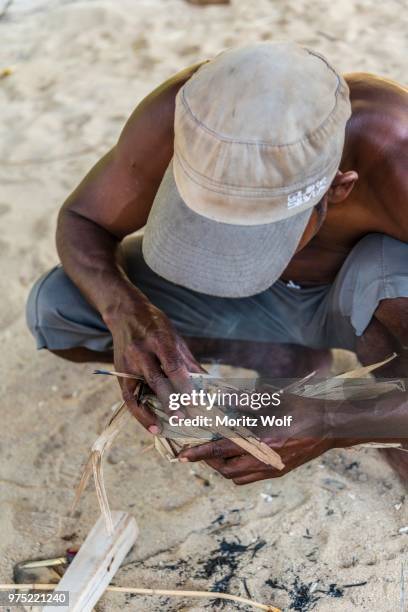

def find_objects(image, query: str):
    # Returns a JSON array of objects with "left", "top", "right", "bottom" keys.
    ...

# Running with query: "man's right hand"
[{"left": 107, "top": 296, "right": 204, "bottom": 433}]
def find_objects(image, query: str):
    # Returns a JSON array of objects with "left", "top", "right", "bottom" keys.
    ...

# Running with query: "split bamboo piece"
[
  {"left": 145, "top": 393, "right": 285, "bottom": 469},
  {"left": 292, "top": 353, "right": 402, "bottom": 400},
  {"left": 76, "top": 356, "right": 405, "bottom": 533},
  {"left": 71, "top": 401, "right": 130, "bottom": 534},
  {"left": 95, "top": 369, "right": 285, "bottom": 467},
  {"left": 44, "top": 512, "right": 138, "bottom": 612},
  {"left": 72, "top": 388, "right": 284, "bottom": 532}
]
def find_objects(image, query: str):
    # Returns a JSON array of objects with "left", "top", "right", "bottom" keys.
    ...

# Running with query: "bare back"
[{"left": 282, "top": 74, "right": 407, "bottom": 284}]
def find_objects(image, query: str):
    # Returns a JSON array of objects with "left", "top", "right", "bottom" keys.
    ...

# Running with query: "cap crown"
[{"left": 173, "top": 42, "right": 351, "bottom": 225}]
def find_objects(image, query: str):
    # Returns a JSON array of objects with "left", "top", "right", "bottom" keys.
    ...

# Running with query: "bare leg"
[
  {"left": 356, "top": 297, "right": 408, "bottom": 482},
  {"left": 185, "top": 337, "right": 332, "bottom": 378}
]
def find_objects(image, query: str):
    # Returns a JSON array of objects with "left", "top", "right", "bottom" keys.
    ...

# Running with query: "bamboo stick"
[{"left": 42, "top": 512, "right": 138, "bottom": 612}]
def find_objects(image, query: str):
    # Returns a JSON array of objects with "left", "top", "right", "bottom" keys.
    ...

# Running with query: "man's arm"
[
  {"left": 56, "top": 64, "right": 203, "bottom": 431},
  {"left": 178, "top": 391, "right": 408, "bottom": 484}
]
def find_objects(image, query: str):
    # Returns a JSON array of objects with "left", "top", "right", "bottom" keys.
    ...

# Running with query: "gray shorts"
[{"left": 26, "top": 233, "right": 408, "bottom": 352}]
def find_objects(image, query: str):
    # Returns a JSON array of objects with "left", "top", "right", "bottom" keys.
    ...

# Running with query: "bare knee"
[
  {"left": 357, "top": 298, "right": 408, "bottom": 376},
  {"left": 374, "top": 297, "right": 408, "bottom": 347}
]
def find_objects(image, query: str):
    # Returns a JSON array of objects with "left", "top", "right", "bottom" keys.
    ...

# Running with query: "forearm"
[
  {"left": 56, "top": 209, "right": 148, "bottom": 326},
  {"left": 330, "top": 391, "right": 408, "bottom": 447}
]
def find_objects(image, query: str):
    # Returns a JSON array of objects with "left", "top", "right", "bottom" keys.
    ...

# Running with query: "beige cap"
[{"left": 143, "top": 42, "right": 351, "bottom": 297}]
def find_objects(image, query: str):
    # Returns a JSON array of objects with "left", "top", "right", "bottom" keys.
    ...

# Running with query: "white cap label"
[{"left": 287, "top": 177, "right": 328, "bottom": 209}]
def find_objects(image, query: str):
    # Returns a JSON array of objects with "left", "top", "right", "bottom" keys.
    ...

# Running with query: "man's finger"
[
  {"left": 233, "top": 471, "right": 276, "bottom": 485},
  {"left": 203, "top": 458, "right": 232, "bottom": 477},
  {"left": 121, "top": 378, "right": 160, "bottom": 433},
  {"left": 141, "top": 354, "right": 174, "bottom": 412},
  {"left": 178, "top": 438, "right": 244, "bottom": 462},
  {"left": 221, "top": 454, "right": 263, "bottom": 478},
  {"left": 157, "top": 344, "right": 194, "bottom": 395},
  {"left": 179, "top": 342, "right": 207, "bottom": 374},
  {"left": 203, "top": 457, "right": 256, "bottom": 480},
  {"left": 183, "top": 355, "right": 207, "bottom": 375}
]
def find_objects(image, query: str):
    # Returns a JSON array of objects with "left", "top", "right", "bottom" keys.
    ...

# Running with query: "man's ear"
[{"left": 327, "top": 170, "right": 358, "bottom": 203}]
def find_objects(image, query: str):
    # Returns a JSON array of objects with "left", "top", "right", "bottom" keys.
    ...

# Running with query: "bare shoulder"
[
  {"left": 61, "top": 62, "right": 205, "bottom": 238},
  {"left": 116, "top": 62, "right": 204, "bottom": 169},
  {"left": 345, "top": 73, "right": 407, "bottom": 144},
  {"left": 345, "top": 73, "right": 407, "bottom": 239},
  {"left": 346, "top": 72, "right": 407, "bottom": 102}
]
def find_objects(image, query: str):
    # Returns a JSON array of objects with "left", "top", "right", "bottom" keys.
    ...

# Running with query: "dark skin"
[{"left": 55, "top": 64, "right": 408, "bottom": 482}]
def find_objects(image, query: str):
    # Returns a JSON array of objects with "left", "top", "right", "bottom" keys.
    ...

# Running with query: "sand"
[{"left": 0, "top": 0, "right": 407, "bottom": 610}]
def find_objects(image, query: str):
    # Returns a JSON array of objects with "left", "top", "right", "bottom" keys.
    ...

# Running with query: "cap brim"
[{"left": 142, "top": 162, "right": 312, "bottom": 298}]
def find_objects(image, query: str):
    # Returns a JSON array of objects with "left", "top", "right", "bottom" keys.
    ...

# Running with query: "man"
[{"left": 27, "top": 43, "right": 407, "bottom": 483}]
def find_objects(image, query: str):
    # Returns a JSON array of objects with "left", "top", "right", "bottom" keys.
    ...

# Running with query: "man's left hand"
[{"left": 178, "top": 394, "right": 336, "bottom": 484}]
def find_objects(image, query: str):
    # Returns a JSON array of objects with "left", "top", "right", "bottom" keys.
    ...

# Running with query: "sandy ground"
[{"left": 1, "top": 0, "right": 407, "bottom": 610}]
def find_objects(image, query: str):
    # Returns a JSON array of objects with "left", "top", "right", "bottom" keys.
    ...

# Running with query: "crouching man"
[{"left": 27, "top": 43, "right": 408, "bottom": 483}]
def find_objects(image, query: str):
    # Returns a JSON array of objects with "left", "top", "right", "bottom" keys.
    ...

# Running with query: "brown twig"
[{"left": 0, "top": 584, "right": 280, "bottom": 611}]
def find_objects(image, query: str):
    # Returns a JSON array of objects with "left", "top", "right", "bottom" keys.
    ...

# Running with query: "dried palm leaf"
[
  {"left": 77, "top": 357, "right": 405, "bottom": 532},
  {"left": 71, "top": 399, "right": 132, "bottom": 533}
]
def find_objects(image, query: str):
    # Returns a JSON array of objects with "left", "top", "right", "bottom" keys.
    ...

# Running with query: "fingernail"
[
  {"left": 148, "top": 425, "right": 160, "bottom": 435},
  {"left": 179, "top": 457, "right": 189, "bottom": 463}
]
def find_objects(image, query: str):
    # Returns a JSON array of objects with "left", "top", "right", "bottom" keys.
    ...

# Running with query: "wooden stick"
[
  {"left": 1, "top": 583, "right": 281, "bottom": 612},
  {"left": 43, "top": 512, "right": 138, "bottom": 612},
  {"left": 230, "top": 436, "right": 285, "bottom": 470},
  {"left": 93, "top": 369, "right": 216, "bottom": 380}
]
